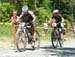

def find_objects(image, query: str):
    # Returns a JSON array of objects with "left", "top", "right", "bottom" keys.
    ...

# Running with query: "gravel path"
[{"left": 0, "top": 39, "right": 75, "bottom": 57}]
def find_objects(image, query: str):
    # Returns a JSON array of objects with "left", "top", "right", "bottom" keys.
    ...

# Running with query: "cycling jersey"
[
  {"left": 52, "top": 15, "right": 62, "bottom": 28},
  {"left": 20, "top": 10, "right": 35, "bottom": 22},
  {"left": 20, "top": 10, "right": 36, "bottom": 32},
  {"left": 52, "top": 15, "right": 62, "bottom": 23}
]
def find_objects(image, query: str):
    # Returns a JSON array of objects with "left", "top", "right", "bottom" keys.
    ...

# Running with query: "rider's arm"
[
  {"left": 16, "top": 12, "right": 25, "bottom": 22},
  {"left": 59, "top": 14, "right": 65, "bottom": 22},
  {"left": 61, "top": 17, "right": 65, "bottom": 23},
  {"left": 48, "top": 19, "right": 51, "bottom": 25},
  {"left": 28, "top": 11, "right": 36, "bottom": 22}
]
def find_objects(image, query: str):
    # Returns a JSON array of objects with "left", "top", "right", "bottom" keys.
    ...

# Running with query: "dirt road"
[{"left": 0, "top": 39, "right": 75, "bottom": 57}]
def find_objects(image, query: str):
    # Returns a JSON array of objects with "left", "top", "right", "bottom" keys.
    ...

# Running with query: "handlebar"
[{"left": 14, "top": 22, "right": 32, "bottom": 28}]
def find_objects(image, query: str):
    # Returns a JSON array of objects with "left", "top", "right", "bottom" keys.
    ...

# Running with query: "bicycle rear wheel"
[
  {"left": 16, "top": 30, "right": 27, "bottom": 52},
  {"left": 51, "top": 30, "right": 59, "bottom": 48},
  {"left": 26, "top": 30, "right": 40, "bottom": 50}
]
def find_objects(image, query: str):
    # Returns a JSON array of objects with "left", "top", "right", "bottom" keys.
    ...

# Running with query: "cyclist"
[
  {"left": 50, "top": 9, "right": 64, "bottom": 42},
  {"left": 16, "top": 5, "right": 36, "bottom": 43},
  {"left": 43, "top": 19, "right": 48, "bottom": 39}
]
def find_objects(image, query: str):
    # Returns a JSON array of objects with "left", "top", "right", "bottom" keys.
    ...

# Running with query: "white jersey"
[
  {"left": 43, "top": 22, "right": 48, "bottom": 29},
  {"left": 10, "top": 16, "right": 19, "bottom": 23},
  {"left": 11, "top": 16, "right": 19, "bottom": 20}
]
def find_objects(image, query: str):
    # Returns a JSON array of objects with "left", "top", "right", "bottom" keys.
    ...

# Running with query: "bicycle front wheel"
[
  {"left": 16, "top": 30, "right": 27, "bottom": 52},
  {"left": 51, "top": 30, "right": 59, "bottom": 48}
]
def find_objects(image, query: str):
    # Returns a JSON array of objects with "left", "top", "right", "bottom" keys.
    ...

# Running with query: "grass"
[
  {"left": 0, "top": 24, "right": 73, "bottom": 41},
  {"left": 0, "top": 24, "right": 14, "bottom": 43},
  {"left": 0, "top": 24, "right": 52, "bottom": 40},
  {"left": 0, "top": 24, "right": 52, "bottom": 48},
  {"left": 37, "top": 27, "right": 52, "bottom": 40},
  {"left": 0, "top": 24, "right": 74, "bottom": 48},
  {"left": 0, "top": 24, "right": 14, "bottom": 48},
  {"left": 0, "top": 24, "right": 14, "bottom": 37}
]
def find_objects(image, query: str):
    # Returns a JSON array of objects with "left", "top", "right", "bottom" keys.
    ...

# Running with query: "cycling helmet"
[
  {"left": 22, "top": 5, "right": 29, "bottom": 12},
  {"left": 53, "top": 9, "right": 59, "bottom": 14}
]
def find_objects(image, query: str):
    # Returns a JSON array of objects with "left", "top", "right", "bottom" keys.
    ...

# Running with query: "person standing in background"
[
  {"left": 10, "top": 9, "right": 22, "bottom": 23},
  {"left": 43, "top": 19, "right": 48, "bottom": 39},
  {"left": 71, "top": 23, "right": 75, "bottom": 38},
  {"left": 10, "top": 9, "right": 22, "bottom": 48}
]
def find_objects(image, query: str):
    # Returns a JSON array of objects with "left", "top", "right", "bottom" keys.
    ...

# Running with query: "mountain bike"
[
  {"left": 16, "top": 22, "right": 40, "bottom": 52},
  {"left": 51, "top": 23, "right": 64, "bottom": 48}
]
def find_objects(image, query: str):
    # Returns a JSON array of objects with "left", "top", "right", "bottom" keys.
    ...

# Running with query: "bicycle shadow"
[
  {"left": 40, "top": 45, "right": 75, "bottom": 57},
  {"left": 14, "top": 47, "right": 39, "bottom": 52}
]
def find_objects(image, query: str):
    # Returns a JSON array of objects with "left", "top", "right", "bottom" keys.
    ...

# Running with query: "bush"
[
  {"left": 36, "top": 7, "right": 51, "bottom": 26},
  {"left": 0, "top": 2, "right": 14, "bottom": 22}
]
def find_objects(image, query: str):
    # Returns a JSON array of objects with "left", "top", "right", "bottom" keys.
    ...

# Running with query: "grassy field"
[
  {"left": 0, "top": 24, "right": 52, "bottom": 48},
  {"left": 0, "top": 24, "right": 52, "bottom": 39},
  {"left": 0, "top": 24, "right": 14, "bottom": 37},
  {"left": 0, "top": 24, "right": 73, "bottom": 40},
  {"left": 0, "top": 24, "right": 14, "bottom": 48},
  {"left": 0, "top": 24, "right": 73, "bottom": 48}
]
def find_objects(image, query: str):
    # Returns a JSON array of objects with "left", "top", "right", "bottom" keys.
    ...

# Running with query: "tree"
[{"left": 0, "top": 2, "right": 14, "bottom": 22}]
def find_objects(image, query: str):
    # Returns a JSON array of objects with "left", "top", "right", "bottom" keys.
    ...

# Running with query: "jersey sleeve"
[
  {"left": 28, "top": 11, "right": 35, "bottom": 17},
  {"left": 52, "top": 16, "right": 55, "bottom": 19},
  {"left": 61, "top": 17, "right": 65, "bottom": 22}
]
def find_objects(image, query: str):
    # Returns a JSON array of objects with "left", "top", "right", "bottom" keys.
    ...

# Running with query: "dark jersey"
[
  {"left": 20, "top": 10, "right": 35, "bottom": 22},
  {"left": 52, "top": 15, "right": 62, "bottom": 23},
  {"left": 52, "top": 15, "right": 62, "bottom": 28}
]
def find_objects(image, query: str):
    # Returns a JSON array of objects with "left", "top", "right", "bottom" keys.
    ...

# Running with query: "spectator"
[
  {"left": 10, "top": 9, "right": 22, "bottom": 23},
  {"left": 9, "top": 9, "right": 22, "bottom": 48},
  {"left": 71, "top": 24, "right": 75, "bottom": 38},
  {"left": 43, "top": 19, "right": 48, "bottom": 39}
]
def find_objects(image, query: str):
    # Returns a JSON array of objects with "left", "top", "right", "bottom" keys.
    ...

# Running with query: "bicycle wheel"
[
  {"left": 58, "top": 33, "right": 64, "bottom": 47},
  {"left": 51, "top": 30, "right": 59, "bottom": 48},
  {"left": 16, "top": 30, "right": 27, "bottom": 52},
  {"left": 26, "top": 30, "right": 40, "bottom": 50},
  {"left": 34, "top": 31, "right": 40, "bottom": 49}
]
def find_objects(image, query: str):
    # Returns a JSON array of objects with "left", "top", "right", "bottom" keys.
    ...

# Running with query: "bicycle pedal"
[{"left": 32, "top": 46, "right": 35, "bottom": 50}]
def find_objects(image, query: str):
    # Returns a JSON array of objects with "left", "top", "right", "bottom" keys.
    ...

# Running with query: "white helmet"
[
  {"left": 53, "top": 9, "right": 59, "bottom": 14},
  {"left": 22, "top": 5, "right": 28, "bottom": 12}
]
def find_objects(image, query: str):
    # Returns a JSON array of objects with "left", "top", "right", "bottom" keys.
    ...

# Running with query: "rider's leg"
[
  {"left": 58, "top": 28, "right": 62, "bottom": 38},
  {"left": 31, "top": 22, "right": 36, "bottom": 42},
  {"left": 59, "top": 28, "right": 65, "bottom": 44},
  {"left": 44, "top": 29, "right": 48, "bottom": 39}
]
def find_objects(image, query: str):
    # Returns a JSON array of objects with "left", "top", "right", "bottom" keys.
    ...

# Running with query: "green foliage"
[
  {"left": 51, "top": 0, "right": 75, "bottom": 24},
  {"left": 36, "top": 7, "right": 51, "bottom": 25},
  {"left": 1, "top": 0, "right": 75, "bottom": 25},
  {"left": 0, "top": 2, "right": 14, "bottom": 22}
]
